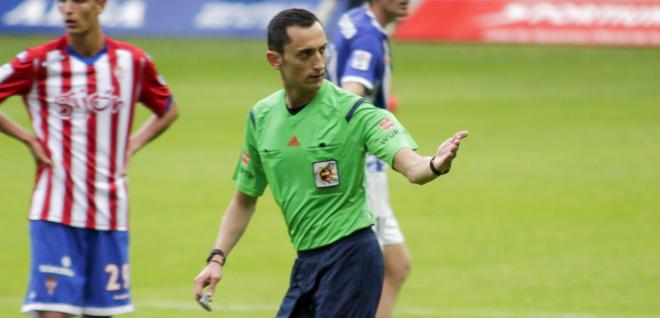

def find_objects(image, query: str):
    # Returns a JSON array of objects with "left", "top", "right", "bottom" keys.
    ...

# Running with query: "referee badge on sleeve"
[{"left": 313, "top": 160, "right": 339, "bottom": 188}]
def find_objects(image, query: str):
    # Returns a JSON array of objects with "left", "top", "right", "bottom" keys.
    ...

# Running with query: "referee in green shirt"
[{"left": 194, "top": 8, "right": 468, "bottom": 317}]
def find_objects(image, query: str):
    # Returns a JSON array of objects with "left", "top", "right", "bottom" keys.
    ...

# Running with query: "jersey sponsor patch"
[
  {"left": 350, "top": 50, "right": 372, "bottom": 71},
  {"left": 0, "top": 63, "right": 14, "bottom": 83},
  {"left": 379, "top": 117, "right": 395, "bottom": 131},
  {"left": 240, "top": 150, "right": 251, "bottom": 165},
  {"left": 313, "top": 160, "right": 340, "bottom": 188}
]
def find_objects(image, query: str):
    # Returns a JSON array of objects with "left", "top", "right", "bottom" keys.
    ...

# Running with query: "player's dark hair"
[{"left": 267, "top": 8, "right": 322, "bottom": 54}]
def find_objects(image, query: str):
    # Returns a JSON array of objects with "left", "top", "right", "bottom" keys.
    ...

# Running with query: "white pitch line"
[{"left": 1, "top": 297, "right": 658, "bottom": 318}]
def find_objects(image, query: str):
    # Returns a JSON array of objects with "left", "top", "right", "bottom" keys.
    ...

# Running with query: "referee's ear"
[{"left": 266, "top": 50, "right": 282, "bottom": 70}]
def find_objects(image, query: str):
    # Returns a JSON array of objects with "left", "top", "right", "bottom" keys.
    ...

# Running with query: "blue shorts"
[
  {"left": 22, "top": 221, "right": 133, "bottom": 316},
  {"left": 276, "top": 227, "right": 384, "bottom": 318}
]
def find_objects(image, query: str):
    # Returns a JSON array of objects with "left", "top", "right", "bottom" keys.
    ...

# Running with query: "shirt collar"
[{"left": 363, "top": 3, "right": 388, "bottom": 35}]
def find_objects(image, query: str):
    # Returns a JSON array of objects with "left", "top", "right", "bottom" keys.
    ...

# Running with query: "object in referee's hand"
[{"left": 198, "top": 293, "right": 213, "bottom": 311}]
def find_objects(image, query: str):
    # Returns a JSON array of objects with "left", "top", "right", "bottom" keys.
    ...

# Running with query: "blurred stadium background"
[{"left": 1, "top": 0, "right": 659, "bottom": 317}]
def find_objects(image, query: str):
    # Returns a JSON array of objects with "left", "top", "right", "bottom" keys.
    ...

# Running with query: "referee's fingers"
[
  {"left": 194, "top": 275, "right": 209, "bottom": 300},
  {"left": 206, "top": 277, "right": 220, "bottom": 296}
]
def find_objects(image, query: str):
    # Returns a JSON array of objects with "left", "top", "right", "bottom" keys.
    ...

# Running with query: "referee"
[{"left": 194, "top": 8, "right": 468, "bottom": 317}]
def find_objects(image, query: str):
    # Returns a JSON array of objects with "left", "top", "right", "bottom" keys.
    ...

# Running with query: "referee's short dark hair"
[{"left": 267, "top": 8, "right": 323, "bottom": 54}]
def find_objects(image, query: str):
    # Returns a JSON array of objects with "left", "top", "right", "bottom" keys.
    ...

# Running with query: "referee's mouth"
[{"left": 308, "top": 73, "right": 325, "bottom": 82}]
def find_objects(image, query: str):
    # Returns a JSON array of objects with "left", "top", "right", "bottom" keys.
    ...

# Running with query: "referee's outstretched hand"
[
  {"left": 434, "top": 130, "right": 469, "bottom": 174},
  {"left": 194, "top": 262, "right": 223, "bottom": 311}
]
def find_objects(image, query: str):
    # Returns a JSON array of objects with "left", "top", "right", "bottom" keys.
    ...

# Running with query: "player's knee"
[{"left": 386, "top": 258, "right": 411, "bottom": 284}]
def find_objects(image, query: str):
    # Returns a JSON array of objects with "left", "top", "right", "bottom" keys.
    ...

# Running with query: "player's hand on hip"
[
  {"left": 27, "top": 136, "right": 52, "bottom": 167},
  {"left": 434, "top": 130, "right": 469, "bottom": 173},
  {"left": 194, "top": 263, "right": 223, "bottom": 311},
  {"left": 120, "top": 141, "right": 138, "bottom": 176}
]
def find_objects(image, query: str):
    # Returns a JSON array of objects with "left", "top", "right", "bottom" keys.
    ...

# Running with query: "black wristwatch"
[
  {"left": 430, "top": 156, "right": 449, "bottom": 176},
  {"left": 206, "top": 249, "right": 226, "bottom": 265}
]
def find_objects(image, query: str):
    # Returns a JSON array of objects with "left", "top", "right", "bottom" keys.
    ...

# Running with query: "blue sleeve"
[{"left": 340, "top": 33, "right": 383, "bottom": 90}]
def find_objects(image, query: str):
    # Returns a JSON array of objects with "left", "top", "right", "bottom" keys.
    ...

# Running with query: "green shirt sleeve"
[
  {"left": 354, "top": 104, "right": 418, "bottom": 167},
  {"left": 233, "top": 111, "right": 268, "bottom": 197}
]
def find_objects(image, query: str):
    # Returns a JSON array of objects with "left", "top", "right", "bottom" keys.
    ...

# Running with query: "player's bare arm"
[
  {"left": 0, "top": 112, "right": 51, "bottom": 166},
  {"left": 121, "top": 101, "right": 179, "bottom": 175},
  {"left": 393, "top": 130, "right": 469, "bottom": 185},
  {"left": 342, "top": 82, "right": 367, "bottom": 97},
  {"left": 193, "top": 190, "right": 258, "bottom": 310}
]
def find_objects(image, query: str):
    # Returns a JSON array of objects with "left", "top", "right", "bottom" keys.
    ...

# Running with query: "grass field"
[{"left": 0, "top": 35, "right": 659, "bottom": 318}]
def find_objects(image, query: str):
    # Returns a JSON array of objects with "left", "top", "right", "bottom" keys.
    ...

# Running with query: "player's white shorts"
[{"left": 365, "top": 154, "right": 404, "bottom": 246}]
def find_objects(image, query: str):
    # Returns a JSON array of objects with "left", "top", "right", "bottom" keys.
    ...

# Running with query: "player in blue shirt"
[{"left": 328, "top": 1, "right": 412, "bottom": 317}]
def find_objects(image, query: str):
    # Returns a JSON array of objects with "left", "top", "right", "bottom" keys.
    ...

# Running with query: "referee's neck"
[{"left": 284, "top": 87, "right": 317, "bottom": 109}]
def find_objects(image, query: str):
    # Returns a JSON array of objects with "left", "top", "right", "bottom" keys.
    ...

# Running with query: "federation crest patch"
[
  {"left": 313, "top": 160, "right": 339, "bottom": 188},
  {"left": 350, "top": 50, "right": 372, "bottom": 71},
  {"left": 45, "top": 276, "right": 58, "bottom": 296}
]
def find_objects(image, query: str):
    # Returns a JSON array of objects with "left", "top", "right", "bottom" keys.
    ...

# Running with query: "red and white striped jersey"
[{"left": 0, "top": 36, "right": 172, "bottom": 231}]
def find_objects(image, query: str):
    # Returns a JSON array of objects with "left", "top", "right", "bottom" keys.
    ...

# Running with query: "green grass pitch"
[{"left": 0, "top": 36, "right": 659, "bottom": 317}]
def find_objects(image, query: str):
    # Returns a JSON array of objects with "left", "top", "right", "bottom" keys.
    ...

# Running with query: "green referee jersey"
[{"left": 233, "top": 80, "right": 417, "bottom": 251}]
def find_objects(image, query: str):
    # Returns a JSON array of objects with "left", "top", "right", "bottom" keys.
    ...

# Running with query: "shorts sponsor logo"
[
  {"left": 61, "top": 256, "right": 71, "bottom": 267},
  {"left": 38, "top": 256, "right": 75, "bottom": 278},
  {"left": 350, "top": 50, "right": 372, "bottom": 71},
  {"left": 314, "top": 160, "right": 339, "bottom": 188}
]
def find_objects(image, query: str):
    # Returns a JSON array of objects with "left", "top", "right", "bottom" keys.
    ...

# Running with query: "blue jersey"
[{"left": 328, "top": 5, "right": 391, "bottom": 109}]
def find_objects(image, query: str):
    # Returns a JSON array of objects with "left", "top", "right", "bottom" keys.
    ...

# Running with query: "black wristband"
[
  {"left": 429, "top": 156, "right": 445, "bottom": 176},
  {"left": 206, "top": 249, "right": 226, "bottom": 265}
]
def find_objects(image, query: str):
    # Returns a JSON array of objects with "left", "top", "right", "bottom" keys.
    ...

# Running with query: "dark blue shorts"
[
  {"left": 22, "top": 221, "right": 132, "bottom": 316},
  {"left": 277, "top": 227, "right": 384, "bottom": 318}
]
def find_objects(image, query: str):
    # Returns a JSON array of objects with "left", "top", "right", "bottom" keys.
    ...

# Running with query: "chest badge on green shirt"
[{"left": 313, "top": 160, "right": 340, "bottom": 188}]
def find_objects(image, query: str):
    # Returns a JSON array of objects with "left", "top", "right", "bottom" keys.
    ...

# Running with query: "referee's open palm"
[{"left": 435, "top": 130, "right": 469, "bottom": 173}]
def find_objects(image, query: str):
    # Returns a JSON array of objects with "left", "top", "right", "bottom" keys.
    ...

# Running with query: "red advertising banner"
[{"left": 394, "top": 0, "right": 660, "bottom": 46}]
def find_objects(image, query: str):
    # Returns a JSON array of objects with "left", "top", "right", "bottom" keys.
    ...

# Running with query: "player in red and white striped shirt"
[{"left": 0, "top": 0, "right": 178, "bottom": 316}]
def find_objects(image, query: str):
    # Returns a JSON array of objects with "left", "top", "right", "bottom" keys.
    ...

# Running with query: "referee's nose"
[{"left": 312, "top": 51, "right": 325, "bottom": 73}]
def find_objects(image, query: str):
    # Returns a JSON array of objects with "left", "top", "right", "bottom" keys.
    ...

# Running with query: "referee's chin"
[{"left": 306, "top": 77, "right": 324, "bottom": 90}]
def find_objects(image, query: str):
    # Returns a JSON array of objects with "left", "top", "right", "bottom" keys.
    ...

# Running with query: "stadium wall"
[
  {"left": 395, "top": 0, "right": 660, "bottom": 46},
  {"left": 2, "top": 0, "right": 659, "bottom": 46},
  {"left": 0, "top": 0, "right": 329, "bottom": 37}
]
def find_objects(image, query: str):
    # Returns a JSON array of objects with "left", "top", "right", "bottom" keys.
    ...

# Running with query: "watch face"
[{"left": 207, "top": 249, "right": 226, "bottom": 264}]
